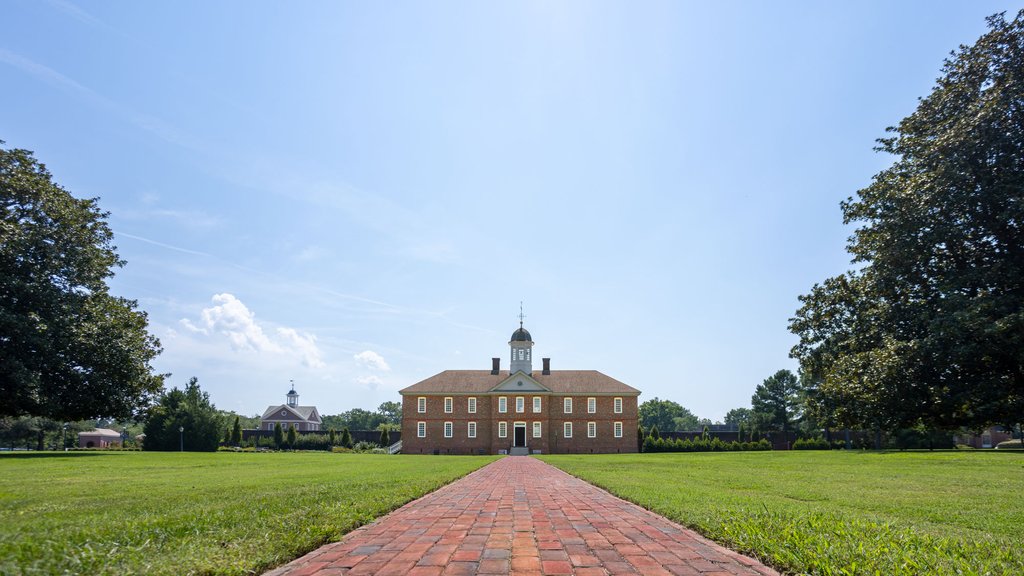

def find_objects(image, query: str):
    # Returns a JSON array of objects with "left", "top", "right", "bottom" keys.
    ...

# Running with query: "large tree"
[
  {"left": 751, "top": 370, "right": 804, "bottom": 435},
  {"left": 142, "top": 378, "right": 221, "bottom": 452},
  {"left": 790, "top": 12, "right": 1024, "bottom": 432},
  {"left": 638, "top": 397, "right": 701, "bottom": 432},
  {"left": 0, "top": 143, "right": 163, "bottom": 421}
]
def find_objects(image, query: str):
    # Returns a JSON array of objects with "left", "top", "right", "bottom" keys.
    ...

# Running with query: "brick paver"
[{"left": 264, "top": 457, "right": 778, "bottom": 576}]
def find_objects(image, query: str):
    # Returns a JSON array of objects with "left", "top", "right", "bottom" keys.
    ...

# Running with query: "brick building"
[{"left": 400, "top": 323, "right": 640, "bottom": 455}]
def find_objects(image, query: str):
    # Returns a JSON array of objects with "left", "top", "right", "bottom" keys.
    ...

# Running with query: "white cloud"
[
  {"left": 354, "top": 350, "right": 390, "bottom": 371},
  {"left": 355, "top": 375, "right": 383, "bottom": 390},
  {"left": 182, "top": 293, "right": 325, "bottom": 368}
]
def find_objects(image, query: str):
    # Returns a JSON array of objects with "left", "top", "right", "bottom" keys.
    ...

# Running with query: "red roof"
[{"left": 399, "top": 370, "right": 639, "bottom": 395}]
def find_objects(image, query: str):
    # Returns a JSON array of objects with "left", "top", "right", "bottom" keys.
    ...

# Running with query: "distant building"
[
  {"left": 400, "top": 322, "right": 641, "bottom": 455},
  {"left": 259, "top": 384, "right": 322, "bottom": 432},
  {"left": 78, "top": 428, "right": 122, "bottom": 448},
  {"left": 954, "top": 427, "right": 1013, "bottom": 449}
]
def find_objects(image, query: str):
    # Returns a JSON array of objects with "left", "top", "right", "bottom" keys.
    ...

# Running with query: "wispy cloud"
[
  {"left": 182, "top": 293, "right": 325, "bottom": 369},
  {"left": 354, "top": 350, "right": 390, "bottom": 371}
]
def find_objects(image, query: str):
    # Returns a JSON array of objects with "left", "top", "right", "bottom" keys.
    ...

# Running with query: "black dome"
[{"left": 510, "top": 327, "right": 532, "bottom": 342}]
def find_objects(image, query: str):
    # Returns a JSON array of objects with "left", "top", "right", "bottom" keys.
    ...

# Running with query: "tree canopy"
[
  {"left": 638, "top": 397, "right": 701, "bottom": 432},
  {"left": 0, "top": 143, "right": 163, "bottom": 421},
  {"left": 142, "top": 378, "right": 221, "bottom": 451},
  {"left": 751, "top": 370, "right": 804, "bottom": 434},
  {"left": 790, "top": 12, "right": 1024, "bottom": 432}
]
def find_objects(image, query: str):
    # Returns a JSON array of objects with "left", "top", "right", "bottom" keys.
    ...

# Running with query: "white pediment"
[{"left": 490, "top": 371, "right": 550, "bottom": 392}]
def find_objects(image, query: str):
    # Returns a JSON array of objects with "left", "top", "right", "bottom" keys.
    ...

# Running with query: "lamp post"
[
  {"left": 62, "top": 423, "right": 68, "bottom": 451},
  {"left": 179, "top": 426, "right": 184, "bottom": 452}
]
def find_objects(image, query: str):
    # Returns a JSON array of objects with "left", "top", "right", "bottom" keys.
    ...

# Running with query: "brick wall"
[{"left": 402, "top": 393, "right": 638, "bottom": 455}]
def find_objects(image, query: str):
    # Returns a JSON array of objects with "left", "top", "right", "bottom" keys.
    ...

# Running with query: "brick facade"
[{"left": 401, "top": 391, "right": 639, "bottom": 455}]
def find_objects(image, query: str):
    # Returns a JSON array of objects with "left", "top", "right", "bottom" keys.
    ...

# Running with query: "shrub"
[
  {"left": 352, "top": 441, "right": 377, "bottom": 452},
  {"left": 340, "top": 427, "right": 353, "bottom": 449},
  {"left": 794, "top": 437, "right": 831, "bottom": 450}
]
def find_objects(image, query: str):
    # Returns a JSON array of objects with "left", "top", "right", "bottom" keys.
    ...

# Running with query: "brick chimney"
[
  {"left": 491, "top": 357, "right": 500, "bottom": 375},
  {"left": 542, "top": 357, "right": 551, "bottom": 375}
]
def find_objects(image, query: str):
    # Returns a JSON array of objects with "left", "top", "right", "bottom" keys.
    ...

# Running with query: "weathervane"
[{"left": 518, "top": 301, "right": 526, "bottom": 328}]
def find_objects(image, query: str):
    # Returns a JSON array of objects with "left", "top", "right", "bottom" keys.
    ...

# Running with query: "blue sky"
[{"left": 1, "top": 1, "right": 1015, "bottom": 420}]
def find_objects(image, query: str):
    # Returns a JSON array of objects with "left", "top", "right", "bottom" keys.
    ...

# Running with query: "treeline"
[{"left": 643, "top": 436, "right": 772, "bottom": 453}]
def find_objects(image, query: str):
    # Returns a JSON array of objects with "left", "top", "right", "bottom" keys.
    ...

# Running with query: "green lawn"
[
  {"left": 539, "top": 451, "right": 1023, "bottom": 576},
  {"left": 0, "top": 451, "right": 497, "bottom": 576}
]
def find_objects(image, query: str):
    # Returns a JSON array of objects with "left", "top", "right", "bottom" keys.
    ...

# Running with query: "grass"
[
  {"left": 539, "top": 451, "right": 1024, "bottom": 576},
  {"left": 0, "top": 451, "right": 498, "bottom": 576}
]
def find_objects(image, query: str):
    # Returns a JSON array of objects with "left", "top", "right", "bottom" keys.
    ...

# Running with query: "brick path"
[{"left": 265, "top": 457, "right": 778, "bottom": 576}]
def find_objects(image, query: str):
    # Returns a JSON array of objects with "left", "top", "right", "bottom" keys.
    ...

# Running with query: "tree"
[
  {"left": 286, "top": 424, "right": 297, "bottom": 449},
  {"left": 142, "top": 377, "right": 222, "bottom": 451},
  {"left": 273, "top": 423, "right": 284, "bottom": 450},
  {"left": 329, "top": 428, "right": 337, "bottom": 446},
  {"left": 0, "top": 143, "right": 164, "bottom": 421},
  {"left": 751, "top": 370, "right": 804, "bottom": 436},
  {"left": 376, "top": 401, "right": 402, "bottom": 425},
  {"left": 791, "top": 12, "right": 1024, "bottom": 432},
  {"left": 340, "top": 427, "right": 353, "bottom": 449},
  {"left": 230, "top": 416, "right": 242, "bottom": 446},
  {"left": 379, "top": 427, "right": 390, "bottom": 447},
  {"left": 639, "top": 398, "right": 701, "bottom": 432},
  {"left": 724, "top": 408, "right": 753, "bottom": 428}
]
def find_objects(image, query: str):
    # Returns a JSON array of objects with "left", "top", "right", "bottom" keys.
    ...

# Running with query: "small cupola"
[
  {"left": 286, "top": 382, "right": 299, "bottom": 408},
  {"left": 509, "top": 306, "right": 534, "bottom": 375}
]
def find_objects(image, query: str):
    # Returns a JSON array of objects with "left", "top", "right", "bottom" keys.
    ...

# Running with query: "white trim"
[
  {"left": 417, "top": 421, "right": 426, "bottom": 438},
  {"left": 588, "top": 421, "right": 597, "bottom": 438},
  {"left": 614, "top": 397, "right": 623, "bottom": 414},
  {"left": 533, "top": 422, "right": 542, "bottom": 438},
  {"left": 417, "top": 397, "right": 426, "bottom": 413},
  {"left": 614, "top": 421, "right": 623, "bottom": 438},
  {"left": 498, "top": 421, "right": 507, "bottom": 438},
  {"left": 533, "top": 397, "right": 541, "bottom": 413},
  {"left": 468, "top": 421, "right": 477, "bottom": 438},
  {"left": 444, "top": 421, "right": 453, "bottom": 438},
  {"left": 587, "top": 397, "right": 597, "bottom": 414},
  {"left": 563, "top": 397, "right": 572, "bottom": 414},
  {"left": 498, "top": 396, "right": 507, "bottom": 413},
  {"left": 468, "top": 397, "right": 477, "bottom": 413},
  {"left": 563, "top": 422, "right": 572, "bottom": 438},
  {"left": 444, "top": 397, "right": 453, "bottom": 413},
  {"left": 515, "top": 397, "right": 525, "bottom": 413}
]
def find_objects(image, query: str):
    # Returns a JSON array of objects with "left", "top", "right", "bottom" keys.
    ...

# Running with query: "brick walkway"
[{"left": 265, "top": 457, "right": 778, "bottom": 576}]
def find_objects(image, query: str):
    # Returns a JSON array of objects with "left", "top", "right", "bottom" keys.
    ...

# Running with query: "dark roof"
[
  {"left": 400, "top": 370, "right": 640, "bottom": 395},
  {"left": 510, "top": 327, "right": 532, "bottom": 342},
  {"left": 261, "top": 404, "right": 321, "bottom": 422}
]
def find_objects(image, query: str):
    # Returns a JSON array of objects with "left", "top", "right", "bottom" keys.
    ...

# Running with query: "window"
[
  {"left": 468, "top": 397, "right": 477, "bottom": 413},
  {"left": 614, "top": 397, "right": 623, "bottom": 414},
  {"left": 563, "top": 422, "right": 572, "bottom": 438},
  {"left": 588, "top": 422, "right": 597, "bottom": 438},
  {"left": 516, "top": 397, "right": 525, "bottom": 413},
  {"left": 564, "top": 397, "right": 572, "bottom": 414},
  {"left": 417, "top": 397, "right": 426, "bottom": 413},
  {"left": 444, "top": 422, "right": 453, "bottom": 438},
  {"left": 533, "top": 422, "right": 542, "bottom": 438},
  {"left": 468, "top": 421, "right": 477, "bottom": 438},
  {"left": 444, "top": 397, "right": 453, "bottom": 413},
  {"left": 498, "top": 397, "right": 507, "bottom": 413},
  {"left": 614, "top": 421, "right": 623, "bottom": 438},
  {"left": 417, "top": 422, "right": 426, "bottom": 438},
  {"left": 587, "top": 397, "right": 597, "bottom": 413},
  {"left": 518, "top": 349, "right": 524, "bottom": 360},
  {"left": 498, "top": 421, "right": 507, "bottom": 438},
  {"left": 533, "top": 397, "right": 541, "bottom": 413}
]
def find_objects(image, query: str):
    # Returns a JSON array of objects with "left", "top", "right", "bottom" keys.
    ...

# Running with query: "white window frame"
[
  {"left": 498, "top": 396, "right": 507, "bottom": 413},
  {"left": 564, "top": 397, "right": 572, "bottom": 414},
  {"left": 444, "top": 397, "right": 453, "bottom": 413},
  {"left": 417, "top": 421, "right": 426, "bottom": 438},
  {"left": 498, "top": 421, "right": 507, "bottom": 438},
  {"left": 516, "top": 397, "right": 525, "bottom": 413},
  {"left": 614, "top": 421, "right": 623, "bottom": 438},
  {"left": 468, "top": 421, "right": 477, "bottom": 438},
  {"left": 533, "top": 397, "right": 541, "bottom": 413},
  {"left": 444, "top": 421, "right": 453, "bottom": 438},
  {"left": 563, "top": 422, "right": 572, "bottom": 438},
  {"left": 587, "top": 397, "right": 597, "bottom": 414},
  {"left": 532, "top": 422, "right": 542, "bottom": 438},
  {"left": 614, "top": 397, "right": 623, "bottom": 414},
  {"left": 468, "top": 397, "right": 477, "bottom": 413},
  {"left": 588, "top": 421, "right": 597, "bottom": 438},
  {"left": 417, "top": 397, "right": 426, "bottom": 413}
]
